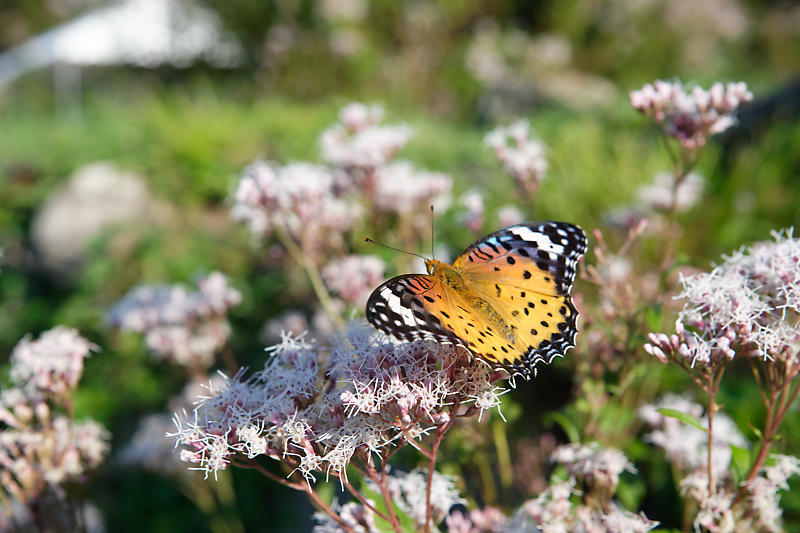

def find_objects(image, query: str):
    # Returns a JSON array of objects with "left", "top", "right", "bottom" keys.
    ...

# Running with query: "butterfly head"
[
  {"left": 425, "top": 259, "right": 465, "bottom": 290},
  {"left": 424, "top": 259, "right": 445, "bottom": 276}
]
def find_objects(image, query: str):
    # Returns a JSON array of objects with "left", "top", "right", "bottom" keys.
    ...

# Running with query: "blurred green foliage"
[{"left": 1, "top": 0, "right": 800, "bottom": 531}]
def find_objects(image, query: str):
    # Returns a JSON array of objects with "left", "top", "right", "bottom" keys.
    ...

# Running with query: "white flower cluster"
[
  {"left": 118, "top": 376, "right": 226, "bottom": 475},
  {"left": 321, "top": 254, "right": 386, "bottom": 309},
  {"left": 0, "top": 328, "right": 109, "bottom": 524},
  {"left": 231, "top": 102, "right": 454, "bottom": 267},
  {"left": 484, "top": 120, "right": 548, "bottom": 197},
  {"left": 645, "top": 228, "right": 800, "bottom": 366},
  {"left": 637, "top": 171, "right": 705, "bottom": 212},
  {"left": 639, "top": 394, "right": 747, "bottom": 477},
  {"left": 630, "top": 80, "right": 753, "bottom": 151},
  {"left": 496, "top": 205, "right": 524, "bottom": 228},
  {"left": 107, "top": 271, "right": 241, "bottom": 369},
  {"left": 508, "top": 444, "right": 657, "bottom": 532},
  {"left": 675, "top": 453, "right": 800, "bottom": 533},
  {"left": 320, "top": 103, "right": 412, "bottom": 169},
  {"left": 170, "top": 321, "right": 505, "bottom": 482}
]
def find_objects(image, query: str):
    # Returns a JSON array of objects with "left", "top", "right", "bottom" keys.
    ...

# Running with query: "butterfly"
[{"left": 366, "top": 221, "right": 587, "bottom": 380}]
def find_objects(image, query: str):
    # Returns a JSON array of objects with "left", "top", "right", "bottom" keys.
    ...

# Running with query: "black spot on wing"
[{"left": 490, "top": 298, "right": 580, "bottom": 382}]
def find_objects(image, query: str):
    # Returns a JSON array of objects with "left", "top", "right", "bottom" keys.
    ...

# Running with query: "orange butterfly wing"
[{"left": 366, "top": 222, "right": 587, "bottom": 380}]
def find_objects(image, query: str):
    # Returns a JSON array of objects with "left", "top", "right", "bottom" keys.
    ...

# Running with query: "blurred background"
[{"left": 1, "top": 0, "right": 799, "bottom": 531}]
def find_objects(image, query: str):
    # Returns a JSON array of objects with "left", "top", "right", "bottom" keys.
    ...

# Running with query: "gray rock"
[{"left": 31, "top": 161, "right": 150, "bottom": 275}]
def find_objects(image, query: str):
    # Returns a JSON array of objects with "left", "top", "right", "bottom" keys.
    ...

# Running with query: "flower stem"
[
  {"left": 423, "top": 430, "right": 443, "bottom": 533},
  {"left": 706, "top": 385, "right": 716, "bottom": 496},
  {"left": 274, "top": 225, "right": 345, "bottom": 329}
]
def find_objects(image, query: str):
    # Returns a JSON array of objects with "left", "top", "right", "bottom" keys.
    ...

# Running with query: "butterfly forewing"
[{"left": 454, "top": 222, "right": 587, "bottom": 296}]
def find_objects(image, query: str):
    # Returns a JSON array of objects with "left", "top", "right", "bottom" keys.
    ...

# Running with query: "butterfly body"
[{"left": 367, "top": 222, "right": 587, "bottom": 380}]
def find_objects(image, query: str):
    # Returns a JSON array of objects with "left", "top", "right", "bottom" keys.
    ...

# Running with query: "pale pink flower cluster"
[
  {"left": 9, "top": 326, "right": 96, "bottom": 401},
  {"left": 637, "top": 171, "right": 705, "bottom": 212},
  {"left": 231, "top": 160, "right": 363, "bottom": 256},
  {"left": 119, "top": 377, "right": 225, "bottom": 475},
  {"left": 378, "top": 469, "right": 464, "bottom": 529},
  {"left": 639, "top": 394, "right": 746, "bottom": 477},
  {"left": 459, "top": 189, "right": 485, "bottom": 233},
  {"left": 170, "top": 322, "right": 505, "bottom": 482},
  {"left": 496, "top": 205, "right": 524, "bottom": 228},
  {"left": 630, "top": 80, "right": 753, "bottom": 151},
  {"left": 314, "top": 469, "right": 463, "bottom": 533},
  {"left": 446, "top": 506, "right": 506, "bottom": 533},
  {"left": 313, "top": 500, "right": 378, "bottom": 533},
  {"left": 552, "top": 442, "right": 635, "bottom": 496},
  {"left": 677, "top": 454, "right": 800, "bottom": 533},
  {"left": 743, "top": 455, "right": 800, "bottom": 533},
  {"left": 372, "top": 161, "right": 453, "bottom": 216},
  {"left": 513, "top": 479, "right": 658, "bottom": 533},
  {"left": 484, "top": 120, "right": 548, "bottom": 197},
  {"left": 645, "top": 228, "right": 800, "bottom": 366},
  {"left": 500, "top": 444, "right": 656, "bottom": 532},
  {"left": 0, "top": 329, "right": 109, "bottom": 527},
  {"left": 321, "top": 255, "right": 386, "bottom": 308},
  {"left": 320, "top": 103, "right": 412, "bottom": 169},
  {"left": 107, "top": 271, "right": 241, "bottom": 369},
  {"left": 260, "top": 309, "right": 310, "bottom": 343}
]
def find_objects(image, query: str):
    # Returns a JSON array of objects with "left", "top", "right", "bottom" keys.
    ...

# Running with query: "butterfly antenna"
[
  {"left": 430, "top": 205, "right": 436, "bottom": 260},
  {"left": 364, "top": 238, "right": 428, "bottom": 261}
]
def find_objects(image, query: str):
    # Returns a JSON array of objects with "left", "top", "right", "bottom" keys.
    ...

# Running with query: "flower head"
[
  {"left": 630, "top": 80, "right": 753, "bottom": 151},
  {"left": 645, "top": 228, "right": 800, "bottom": 366},
  {"left": 10, "top": 327, "right": 96, "bottom": 400},
  {"left": 372, "top": 160, "right": 453, "bottom": 216},
  {"left": 484, "top": 120, "right": 548, "bottom": 197},
  {"left": 170, "top": 322, "right": 505, "bottom": 482},
  {"left": 231, "top": 160, "right": 363, "bottom": 258},
  {"left": 320, "top": 103, "right": 411, "bottom": 170},
  {"left": 639, "top": 394, "right": 746, "bottom": 476},
  {"left": 637, "top": 171, "right": 705, "bottom": 212},
  {"left": 552, "top": 442, "right": 634, "bottom": 498},
  {"left": 322, "top": 255, "right": 386, "bottom": 309},
  {"left": 108, "top": 272, "right": 241, "bottom": 369}
]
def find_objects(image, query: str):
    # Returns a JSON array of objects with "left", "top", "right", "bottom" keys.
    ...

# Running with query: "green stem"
[{"left": 274, "top": 225, "right": 345, "bottom": 329}]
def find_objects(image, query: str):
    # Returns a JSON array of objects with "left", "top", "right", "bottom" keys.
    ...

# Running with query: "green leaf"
[
  {"left": 748, "top": 420, "right": 763, "bottom": 440},
  {"left": 644, "top": 303, "right": 663, "bottom": 332},
  {"left": 362, "top": 484, "right": 417, "bottom": 533},
  {"left": 657, "top": 408, "right": 706, "bottom": 432},
  {"left": 545, "top": 412, "right": 581, "bottom": 443},
  {"left": 730, "top": 444, "right": 751, "bottom": 484}
]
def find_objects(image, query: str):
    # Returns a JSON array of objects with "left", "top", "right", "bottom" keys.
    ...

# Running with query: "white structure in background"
[{"left": 0, "top": 0, "right": 242, "bottom": 87}]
